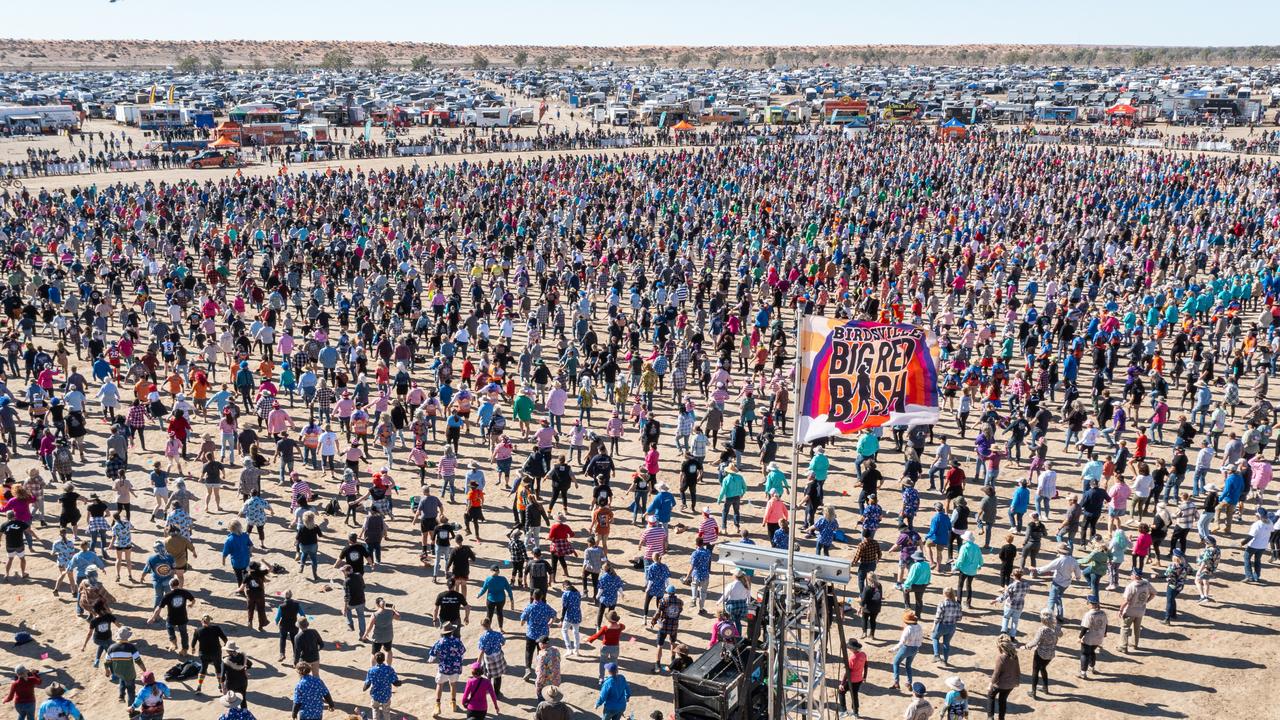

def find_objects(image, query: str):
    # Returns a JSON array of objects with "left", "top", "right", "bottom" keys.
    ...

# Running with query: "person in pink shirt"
[
  {"left": 460, "top": 663, "right": 499, "bottom": 718},
  {"left": 266, "top": 403, "right": 293, "bottom": 436},
  {"left": 1107, "top": 477, "right": 1132, "bottom": 531},
  {"left": 605, "top": 412, "right": 625, "bottom": 455},
  {"left": 546, "top": 383, "right": 568, "bottom": 434},
  {"left": 762, "top": 491, "right": 789, "bottom": 538},
  {"left": 644, "top": 447, "right": 661, "bottom": 482},
  {"left": 1131, "top": 523, "right": 1153, "bottom": 573}
]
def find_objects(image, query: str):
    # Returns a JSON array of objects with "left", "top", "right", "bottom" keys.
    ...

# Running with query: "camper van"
[
  {"left": 608, "top": 104, "right": 632, "bottom": 126},
  {"left": 462, "top": 107, "right": 513, "bottom": 128}
]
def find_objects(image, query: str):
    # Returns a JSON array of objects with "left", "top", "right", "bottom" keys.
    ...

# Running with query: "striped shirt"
[
  {"left": 697, "top": 516, "right": 719, "bottom": 545},
  {"left": 639, "top": 525, "right": 668, "bottom": 559},
  {"left": 439, "top": 454, "right": 458, "bottom": 479}
]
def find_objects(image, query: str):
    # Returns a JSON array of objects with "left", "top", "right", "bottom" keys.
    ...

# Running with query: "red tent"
[{"left": 1106, "top": 103, "right": 1138, "bottom": 115}]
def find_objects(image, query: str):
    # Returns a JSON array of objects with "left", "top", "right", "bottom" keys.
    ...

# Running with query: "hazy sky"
[{"left": 7, "top": 0, "right": 1279, "bottom": 47}]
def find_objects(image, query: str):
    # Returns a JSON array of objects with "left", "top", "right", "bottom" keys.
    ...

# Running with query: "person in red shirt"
[
  {"left": 838, "top": 639, "right": 867, "bottom": 718},
  {"left": 585, "top": 612, "right": 625, "bottom": 680},
  {"left": 547, "top": 515, "right": 576, "bottom": 579},
  {"left": 5, "top": 665, "right": 42, "bottom": 718}
]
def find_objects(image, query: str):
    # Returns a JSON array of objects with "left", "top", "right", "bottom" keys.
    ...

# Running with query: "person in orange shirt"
[
  {"left": 465, "top": 482, "right": 485, "bottom": 538},
  {"left": 165, "top": 371, "right": 183, "bottom": 398},
  {"left": 191, "top": 370, "right": 210, "bottom": 418},
  {"left": 133, "top": 377, "right": 152, "bottom": 403}
]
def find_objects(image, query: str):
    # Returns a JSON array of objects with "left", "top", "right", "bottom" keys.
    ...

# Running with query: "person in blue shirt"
[
  {"left": 925, "top": 503, "right": 953, "bottom": 570},
  {"left": 1218, "top": 462, "right": 1247, "bottom": 534},
  {"left": 595, "top": 565, "right": 624, "bottom": 628},
  {"left": 37, "top": 684, "right": 83, "bottom": 720},
  {"left": 220, "top": 521, "right": 254, "bottom": 586},
  {"left": 595, "top": 662, "right": 631, "bottom": 720},
  {"left": 642, "top": 553, "right": 670, "bottom": 618},
  {"left": 519, "top": 590, "right": 557, "bottom": 679},
  {"left": 1009, "top": 481, "right": 1032, "bottom": 534},
  {"left": 290, "top": 663, "right": 334, "bottom": 720},
  {"left": 685, "top": 537, "right": 713, "bottom": 614},
  {"left": 558, "top": 579, "right": 584, "bottom": 656},
  {"left": 477, "top": 566, "right": 515, "bottom": 631},
  {"left": 646, "top": 483, "right": 676, "bottom": 524},
  {"left": 141, "top": 541, "right": 176, "bottom": 608},
  {"left": 362, "top": 652, "right": 402, "bottom": 717}
]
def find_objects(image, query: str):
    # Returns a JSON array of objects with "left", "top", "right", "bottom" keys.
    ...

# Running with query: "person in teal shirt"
[
  {"left": 902, "top": 550, "right": 932, "bottom": 617},
  {"left": 476, "top": 566, "right": 515, "bottom": 631},
  {"left": 808, "top": 447, "right": 830, "bottom": 484},
  {"left": 953, "top": 531, "right": 985, "bottom": 607},
  {"left": 718, "top": 466, "right": 747, "bottom": 531},
  {"left": 764, "top": 463, "right": 789, "bottom": 496},
  {"left": 855, "top": 431, "right": 880, "bottom": 480}
]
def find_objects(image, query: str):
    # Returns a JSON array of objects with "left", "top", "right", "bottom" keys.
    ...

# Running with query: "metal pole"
[{"left": 782, "top": 313, "right": 804, "bottom": 717}]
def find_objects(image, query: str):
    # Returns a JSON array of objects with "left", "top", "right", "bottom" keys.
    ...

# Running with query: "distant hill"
[{"left": 1, "top": 39, "right": 1279, "bottom": 71}]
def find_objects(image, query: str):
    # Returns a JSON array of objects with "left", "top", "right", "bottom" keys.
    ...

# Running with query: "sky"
[{"left": 6, "top": 0, "right": 1279, "bottom": 47}]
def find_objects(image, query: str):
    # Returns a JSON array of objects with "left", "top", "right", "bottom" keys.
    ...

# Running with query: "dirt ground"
[{"left": 0, "top": 131, "right": 1276, "bottom": 720}]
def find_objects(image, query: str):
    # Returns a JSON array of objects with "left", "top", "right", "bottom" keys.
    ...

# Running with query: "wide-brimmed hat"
[
  {"left": 945, "top": 676, "right": 965, "bottom": 691},
  {"left": 220, "top": 691, "right": 244, "bottom": 708},
  {"left": 541, "top": 685, "right": 564, "bottom": 702}
]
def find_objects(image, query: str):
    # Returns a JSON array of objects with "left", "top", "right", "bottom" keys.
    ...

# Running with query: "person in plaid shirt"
[
  {"left": 314, "top": 383, "right": 336, "bottom": 425},
  {"left": 1163, "top": 550, "right": 1189, "bottom": 624},
  {"left": 996, "top": 568, "right": 1031, "bottom": 637},
  {"left": 506, "top": 530, "right": 528, "bottom": 588},
  {"left": 126, "top": 399, "right": 149, "bottom": 450},
  {"left": 931, "top": 587, "right": 964, "bottom": 665},
  {"left": 649, "top": 584, "right": 683, "bottom": 672}
]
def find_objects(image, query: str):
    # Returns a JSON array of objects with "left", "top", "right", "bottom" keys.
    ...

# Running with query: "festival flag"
[{"left": 796, "top": 317, "right": 940, "bottom": 444}]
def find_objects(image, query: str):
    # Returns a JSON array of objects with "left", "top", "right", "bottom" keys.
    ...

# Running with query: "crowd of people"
[{"left": 0, "top": 123, "right": 1275, "bottom": 720}]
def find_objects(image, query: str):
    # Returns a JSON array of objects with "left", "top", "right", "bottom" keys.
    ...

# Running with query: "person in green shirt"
[
  {"left": 855, "top": 431, "right": 880, "bottom": 480},
  {"left": 902, "top": 550, "right": 932, "bottom": 617},
  {"left": 763, "top": 463, "right": 789, "bottom": 497},
  {"left": 953, "top": 531, "right": 985, "bottom": 608},
  {"left": 808, "top": 447, "right": 830, "bottom": 484},
  {"left": 513, "top": 389, "right": 535, "bottom": 438},
  {"left": 718, "top": 466, "right": 747, "bottom": 532}
]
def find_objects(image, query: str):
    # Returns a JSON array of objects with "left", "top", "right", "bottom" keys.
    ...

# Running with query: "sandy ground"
[{"left": 0, "top": 132, "right": 1275, "bottom": 720}]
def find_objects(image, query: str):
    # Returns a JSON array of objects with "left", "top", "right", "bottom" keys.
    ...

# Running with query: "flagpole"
[{"left": 781, "top": 311, "right": 804, "bottom": 715}]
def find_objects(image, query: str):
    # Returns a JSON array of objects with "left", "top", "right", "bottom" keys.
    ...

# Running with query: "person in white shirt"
[
  {"left": 1243, "top": 508, "right": 1274, "bottom": 583},
  {"left": 1035, "top": 466, "right": 1058, "bottom": 518},
  {"left": 890, "top": 612, "right": 924, "bottom": 691}
]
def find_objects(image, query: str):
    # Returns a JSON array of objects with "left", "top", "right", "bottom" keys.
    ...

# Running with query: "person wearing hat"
[
  {"left": 1119, "top": 568, "right": 1156, "bottom": 652},
  {"left": 939, "top": 675, "right": 969, "bottom": 719},
  {"left": 648, "top": 582, "right": 684, "bottom": 673},
  {"left": 594, "top": 662, "right": 631, "bottom": 720},
  {"left": 1162, "top": 549, "right": 1190, "bottom": 624},
  {"left": 103, "top": 624, "right": 145, "bottom": 705},
  {"left": 890, "top": 611, "right": 923, "bottom": 691},
  {"left": 220, "top": 640, "right": 252, "bottom": 709},
  {"left": 131, "top": 669, "right": 171, "bottom": 719},
  {"left": 36, "top": 684, "right": 83, "bottom": 720},
  {"left": 536, "top": 684, "right": 570, "bottom": 720},
  {"left": 7, "top": 664, "right": 41, "bottom": 720},
  {"left": 532, "top": 634, "right": 561, "bottom": 698},
  {"left": 902, "top": 681, "right": 931, "bottom": 720},
  {"left": 427, "top": 623, "right": 466, "bottom": 713},
  {"left": 1077, "top": 595, "right": 1108, "bottom": 679},
  {"left": 837, "top": 638, "right": 867, "bottom": 718},
  {"left": 217, "top": 690, "right": 254, "bottom": 720},
  {"left": 1032, "top": 543, "right": 1082, "bottom": 622},
  {"left": 902, "top": 550, "right": 931, "bottom": 617}
]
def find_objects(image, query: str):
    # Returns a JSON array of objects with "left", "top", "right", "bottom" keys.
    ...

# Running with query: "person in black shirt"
[
  {"left": 434, "top": 585, "right": 469, "bottom": 627},
  {"left": 276, "top": 433, "right": 299, "bottom": 484},
  {"left": 360, "top": 507, "right": 386, "bottom": 565},
  {"left": 1, "top": 511, "right": 29, "bottom": 577},
  {"left": 336, "top": 533, "right": 371, "bottom": 575},
  {"left": 192, "top": 614, "right": 228, "bottom": 694},
  {"left": 446, "top": 536, "right": 476, "bottom": 590},
  {"left": 343, "top": 566, "right": 367, "bottom": 637},
  {"left": 293, "top": 617, "right": 324, "bottom": 672},
  {"left": 219, "top": 640, "right": 253, "bottom": 705},
  {"left": 679, "top": 454, "right": 701, "bottom": 511},
  {"left": 276, "top": 590, "right": 303, "bottom": 662},
  {"left": 548, "top": 458, "right": 575, "bottom": 514},
  {"left": 149, "top": 576, "right": 196, "bottom": 654},
  {"left": 240, "top": 561, "right": 270, "bottom": 630},
  {"left": 81, "top": 604, "right": 119, "bottom": 667}
]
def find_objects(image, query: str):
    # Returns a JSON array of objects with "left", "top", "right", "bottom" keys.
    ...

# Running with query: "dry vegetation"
[{"left": 2, "top": 39, "right": 1280, "bottom": 71}]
